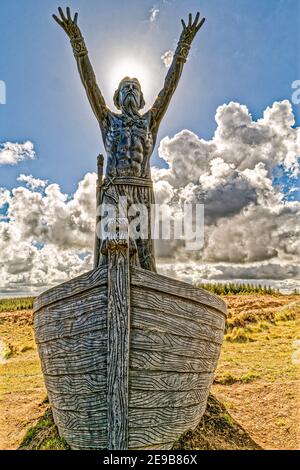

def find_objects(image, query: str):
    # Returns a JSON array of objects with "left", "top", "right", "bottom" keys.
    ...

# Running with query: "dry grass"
[
  {"left": 212, "top": 294, "right": 300, "bottom": 450},
  {"left": 0, "top": 310, "right": 47, "bottom": 450}
]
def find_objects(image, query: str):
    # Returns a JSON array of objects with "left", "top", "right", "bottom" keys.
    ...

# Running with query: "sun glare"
[{"left": 109, "top": 57, "right": 152, "bottom": 104}]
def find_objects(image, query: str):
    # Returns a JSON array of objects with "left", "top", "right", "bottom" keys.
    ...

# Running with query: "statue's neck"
[{"left": 120, "top": 105, "right": 141, "bottom": 119}]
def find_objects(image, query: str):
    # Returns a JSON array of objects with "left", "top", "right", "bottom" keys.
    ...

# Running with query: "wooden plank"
[
  {"left": 34, "top": 286, "right": 107, "bottom": 328},
  {"left": 128, "top": 420, "right": 202, "bottom": 448},
  {"left": 35, "top": 314, "right": 106, "bottom": 344},
  {"left": 37, "top": 331, "right": 107, "bottom": 358},
  {"left": 44, "top": 372, "right": 106, "bottom": 395},
  {"left": 40, "top": 350, "right": 107, "bottom": 376},
  {"left": 128, "top": 402, "right": 206, "bottom": 428},
  {"left": 107, "top": 224, "right": 131, "bottom": 451},
  {"left": 132, "top": 286, "right": 225, "bottom": 329},
  {"left": 132, "top": 307, "right": 224, "bottom": 344},
  {"left": 130, "top": 329, "right": 220, "bottom": 358},
  {"left": 34, "top": 266, "right": 107, "bottom": 312},
  {"left": 58, "top": 426, "right": 107, "bottom": 450},
  {"left": 129, "top": 388, "right": 209, "bottom": 408},
  {"left": 130, "top": 350, "right": 218, "bottom": 373},
  {"left": 130, "top": 442, "right": 174, "bottom": 450},
  {"left": 48, "top": 390, "right": 106, "bottom": 412},
  {"left": 53, "top": 408, "right": 107, "bottom": 431},
  {"left": 52, "top": 401, "right": 206, "bottom": 432},
  {"left": 131, "top": 266, "right": 227, "bottom": 315},
  {"left": 129, "top": 370, "right": 214, "bottom": 391}
]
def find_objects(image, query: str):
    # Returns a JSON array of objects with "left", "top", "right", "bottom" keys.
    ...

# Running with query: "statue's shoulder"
[{"left": 107, "top": 111, "right": 122, "bottom": 126}]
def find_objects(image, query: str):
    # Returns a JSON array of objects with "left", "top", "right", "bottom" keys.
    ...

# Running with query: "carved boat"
[{"left": 34, "top": 261, "right": 227, "bottom": 450}]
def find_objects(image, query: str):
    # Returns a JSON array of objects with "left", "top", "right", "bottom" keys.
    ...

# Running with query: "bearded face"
[
  {"left": 119, "top": 80, "right": 141, "bottom": 112},
  {"left": 112, "top": 78, "right": 145, "bottom": 116}
]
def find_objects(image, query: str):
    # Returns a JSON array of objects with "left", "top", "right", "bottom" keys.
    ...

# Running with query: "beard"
[{"left": 121, "top": 93, "right": 140, "bottom": 117}]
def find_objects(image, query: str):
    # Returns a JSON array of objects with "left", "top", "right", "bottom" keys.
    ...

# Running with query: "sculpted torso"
[{"left": 105, "top": 112, "right": 154, "bottom": 178}]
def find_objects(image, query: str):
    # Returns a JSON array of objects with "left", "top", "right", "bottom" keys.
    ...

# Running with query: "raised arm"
[
  {"left": 53, "top": 7, "right": 109, "bottom": 135},
  {"left": 150, "top": 12, "right": 205, "bottom": 133}
]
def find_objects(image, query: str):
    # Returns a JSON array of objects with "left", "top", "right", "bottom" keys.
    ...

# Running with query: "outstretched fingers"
[
  {"left": 193, "top": 12, "right": 200, "bottom": 27},
  {"left": 188, "top": 13, "right": 192, "bottom": 26},
  {"left": 74, "top": 12, "right": 78, "bottom": 24},
  {"left": 181, "top": 19, "right": 186, "bottom": 30},
  {"left": 58, "top": 7, "right": 66, "bottom": 22},
  {"left": 52, "top": 13, "right": 63, "bottom": 26},
  {"left": 66, "top": 6, "right": 72, "bottom": 21},
  {"left": 196, "top": 17, "right": 206, "bottom": 32}
]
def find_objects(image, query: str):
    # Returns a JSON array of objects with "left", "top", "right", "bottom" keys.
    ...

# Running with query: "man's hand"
[
  {"left": 180, "top": 12, "right": 205, "bottom": 44},
  {"left": 53, "top": 7, "right": 81, "bottom": 39}
]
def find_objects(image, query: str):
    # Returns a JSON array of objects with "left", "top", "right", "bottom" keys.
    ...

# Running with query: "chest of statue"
[{"left": 105, "top": 114, "right": 152, "bottom": 152}]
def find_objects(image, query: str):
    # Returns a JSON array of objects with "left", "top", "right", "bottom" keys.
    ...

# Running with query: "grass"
[
  {"left": 174, "top": 395, "right": 261, "bottom": 450},
  {"left": 197, "top": 282, "right": 286, "bottom": 296},
  {"left": 0, "top": 297, "right": 35, "bottom": 313},
  {"left": 20, "top": 408, "right": 70, "bottom": 450},
  {"left": 212, "top": 294, "right": 300, "bottom": 449}
]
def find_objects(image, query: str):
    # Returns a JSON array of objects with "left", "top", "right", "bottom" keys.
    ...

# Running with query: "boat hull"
[{"left": 34, "top": 266, "right": 227, "bottom": 450}]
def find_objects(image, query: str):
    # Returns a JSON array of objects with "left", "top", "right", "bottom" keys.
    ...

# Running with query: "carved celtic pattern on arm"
[{"left": 71, "top": 37, "right": 88, "bottom": 58}]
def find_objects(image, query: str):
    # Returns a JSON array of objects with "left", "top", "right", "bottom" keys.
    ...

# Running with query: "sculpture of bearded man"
[{"left": 53, "top": 7, "right": 205, "bottom": 272}]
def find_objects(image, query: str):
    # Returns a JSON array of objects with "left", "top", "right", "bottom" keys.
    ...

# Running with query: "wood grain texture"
[
  {"left": 34, "top": 264, "right": 227, "bottom": 450},
  {"left": 130, "top": 329, "right": 220, "bottom": 358},
  {"left": 129, "top": 388, "right": 209, "bottom": 408},
  {"left": 33, "top": 267, "right": 107, "bottom": 313},
  {"left": 44, "top": 372, "right": 106, "bottom": 395},
  {"left": 107, "top": 236, "right": 131, "bottom": 450},
  {"left": 130, "top": 349, "right": 219, "bottom": 373},
  {"left": 40, "top": 350, "right": 107, "bottom": 376},
  {"left": 132, "top": 307, "right": 224, "bottom": 344},
  {"left": 34, "top": 286, "right": 107, "bottom": 329},
  {"left": 35, "top": 313, "right": 106, "bottom": 344},
  {"left": 37, "top": 330, "right": 107, "bottom": 358},
  {"left": 131, "top": 266, "right": 227, "bottom": 315},
  {"left": 132, "top": 286, "right": 225, "bottom": 329},
  {"left": 129, "top": 370, "right": 214, "bottom": 391},
  {"left": 48, "top": 390, "right": 106, "bottom": 411},
  {"left": 57, "top": 427, "right": 107, "bottom": 450}
]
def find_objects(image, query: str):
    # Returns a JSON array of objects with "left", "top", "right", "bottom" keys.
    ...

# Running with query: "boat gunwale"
[{"left": 34, "top": 266, "right": 227, "bottom": 316}]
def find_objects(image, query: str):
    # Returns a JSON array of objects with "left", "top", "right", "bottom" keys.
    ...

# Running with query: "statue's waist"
[{"left": 102, "top": 176, "right": 153, "bottom": 189}]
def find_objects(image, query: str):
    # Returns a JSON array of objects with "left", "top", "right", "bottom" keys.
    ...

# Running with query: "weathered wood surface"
[
  {"left": 34, "top": 265, "right": 227, "bottom": 450},
  {"left": 131, "top": 329, "right": 220, "bottom": 357},
  {"left": 44, "top": 372, "right": 106, "bottom": 395},
  {"left": 132, "top": 286, "right": 225, "bottom": 328},
  {"left": 52, "top": 400, "right": 207, "bottom": 431},
  {"left": 129, "top": 370, "right": 214, "bottom": 391},
  {"left": 35, "top": 286, "right": 107, "bottom": 328},
  {"left": 107, "top": 221, "right": 131, "bottom": 451},
  {"left": 131, "top": 266, "right": 227, "bottom": 315},
  {"left": 132, "top": 307, "right": 224, "bottom": 344},
  {"left": 33, "top": 267, "right": 107, "bottom": 312}
]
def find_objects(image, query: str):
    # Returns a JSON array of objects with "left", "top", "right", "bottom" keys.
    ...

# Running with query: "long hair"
[{"left": 113, "top": 77, "right": 145, "bottom": 110}]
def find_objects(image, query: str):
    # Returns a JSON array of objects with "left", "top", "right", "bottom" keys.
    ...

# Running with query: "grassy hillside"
[
  {"left": 0, "top": 297, "right": 34, "bottom": 313},
  {"left": 0, "top": 293, "right": 299, "bottom": 450}
]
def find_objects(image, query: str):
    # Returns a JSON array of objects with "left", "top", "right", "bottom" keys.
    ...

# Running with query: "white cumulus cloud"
[
  {"left": 0, "top": 100, "right": 299, "bottom": 294},
  {"left": 149, "top": 7, "right": 159, "bottom": 22},
  {"left": 0, "top": 141, "right": 35, "bottom": 166},
  {"left": 18, "top": 174, "right": 48, "bottom": 190},
  {"left": 161, "top": 50, "right": 174, "bottom": 68}
]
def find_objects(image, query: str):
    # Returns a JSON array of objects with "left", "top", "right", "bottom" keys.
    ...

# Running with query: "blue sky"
[{"left": 0, "top": 0, "right": 299, "bottom": 194}]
